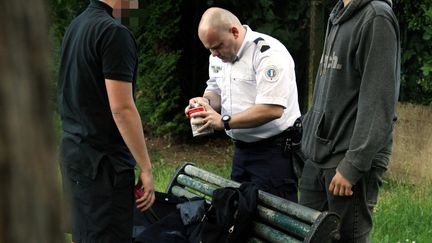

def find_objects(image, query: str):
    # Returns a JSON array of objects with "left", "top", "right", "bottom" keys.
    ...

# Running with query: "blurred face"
[
  {"left": 112, "top": 0, "right": 139, "bottom": 17},
  {"left": 199, "top": 27, "right": 238, "bottom": 63}
]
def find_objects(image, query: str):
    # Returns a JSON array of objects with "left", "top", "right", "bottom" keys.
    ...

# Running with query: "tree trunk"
[
  {"left": 0, "top": 0, "right": 64, "bottom": 242},
  {"left": 307, "top": 0, "right": 326, "bottom": 108}
]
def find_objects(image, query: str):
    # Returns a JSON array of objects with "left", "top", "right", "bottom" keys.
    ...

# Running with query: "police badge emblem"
[{"left": 264, "top": 65, "right": 279, "bottom": 81}]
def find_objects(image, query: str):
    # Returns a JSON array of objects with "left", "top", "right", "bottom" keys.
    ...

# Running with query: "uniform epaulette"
[{"left": 253, "top": 37, "right": 270, "bottom": 53}]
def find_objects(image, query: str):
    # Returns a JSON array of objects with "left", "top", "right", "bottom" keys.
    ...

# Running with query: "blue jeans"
[{"left": 299, "top": 162, "right": 385, "bottom": 243}]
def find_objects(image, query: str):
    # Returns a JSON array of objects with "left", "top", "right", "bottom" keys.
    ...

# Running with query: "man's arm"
[
  {"left": 223, "top": 104, "right": 283, "bottom": 129},
  {"left": 203, "top": 91, "right": 221, "bottom": 112},
  {"left": 105, "top": 79, "right": 155, "bottom": 211},
  {"left": 193, "top": 101, "right": 283, "bottom": 131},
  {"left": 336, "top": 17, "right": 399, "bottom": 185}
]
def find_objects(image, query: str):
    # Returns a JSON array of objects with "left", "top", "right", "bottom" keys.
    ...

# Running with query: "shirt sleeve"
[
  {"left": 254, "top": 51, "right": 296, "bottom": 108},
  {"left": 338, "top": 15, "right": 400, "bottom": 184},
  {"left": 100, "top": 25, "right": 138, "bottom": 82}
]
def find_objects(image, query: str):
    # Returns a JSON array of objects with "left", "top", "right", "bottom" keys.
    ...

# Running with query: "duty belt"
[
  {"left": 233, "top": 132, "right": 287, "bottom": 149},
  {"left": 233, "top": 118, "right": 303, "bottom": 150}
]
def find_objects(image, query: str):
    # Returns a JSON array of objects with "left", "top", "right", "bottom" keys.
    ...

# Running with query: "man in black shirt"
[{"left": 58, "top": 0, "right": 154, "bottom": 242}]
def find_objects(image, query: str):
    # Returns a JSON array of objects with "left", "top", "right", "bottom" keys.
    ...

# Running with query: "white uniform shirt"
[{"left": 205, "top": 25, "right": 300, "bottom": 142}]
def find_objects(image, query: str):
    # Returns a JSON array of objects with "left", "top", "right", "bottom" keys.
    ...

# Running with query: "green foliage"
[
  {"left": 394, "top": 0, "right": 432, "bottom": 104},
  {"left": 48, "top": 0, "right": 88, "bottom": 38},
  {"left": 134, "top": 0, "right": 188, "bottom": 137},
  {"left": 48, "top": 0, "right": 88, "bottom": 105},
  {"left": 240, "top": 0, "right": 309, "bottom": 53},
  {"left": 204, "top": 0, "right": 309, "bottom": 69}
]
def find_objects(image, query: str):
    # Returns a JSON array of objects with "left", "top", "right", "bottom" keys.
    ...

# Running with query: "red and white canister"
[{"left": 187, "top": 104, "right": 214, "bottom": 137}]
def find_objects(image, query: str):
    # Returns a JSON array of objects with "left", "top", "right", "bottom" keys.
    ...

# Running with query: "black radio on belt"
[{"left": 283, "top": 117, "right": 302, "bottom": 156}]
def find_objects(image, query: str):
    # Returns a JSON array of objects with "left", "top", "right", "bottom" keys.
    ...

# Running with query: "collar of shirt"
[
  {"left": 89, "top": 0, "right": 114, "bottom": 17},
  {"left": 234, "top": 25, "right": 255, "bottom": 63}
]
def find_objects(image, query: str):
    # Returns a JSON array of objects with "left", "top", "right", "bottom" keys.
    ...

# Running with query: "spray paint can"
[{"left": 187, "top": 103, "right": 214, "bottom": 137}]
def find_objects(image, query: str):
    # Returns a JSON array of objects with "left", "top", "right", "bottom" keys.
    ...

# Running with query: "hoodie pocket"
[{"left": 303, "top": 111, "right": 334, "bottom": 163}]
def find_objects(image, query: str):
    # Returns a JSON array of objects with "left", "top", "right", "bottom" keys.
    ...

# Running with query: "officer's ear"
[{"left": 230, "top": 26, "right": 240, "bottom": 38}]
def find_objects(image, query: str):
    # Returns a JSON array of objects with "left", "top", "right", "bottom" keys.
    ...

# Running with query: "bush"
[
  {"left": 134, "top": 0, "right": 189, "bottom": 137},
  {"left": 394, "top": 0, "right": 432, "bottom": 104}
]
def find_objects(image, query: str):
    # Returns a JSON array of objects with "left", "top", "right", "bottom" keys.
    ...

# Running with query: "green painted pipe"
[
  {"left": 248, "top": 237, "right": 266, "bottom": 243},
  {"left": 253, "top": 222, "right": 302, "bottom": 243},
  {"left": 175, "top": 174, "right": 311, "bottom": 239},
  {"left": 257, "top": 205, "right": 310, "bottom": 238},
  {"left": 184, "top": 165, "right": 321, "bottom": 223},
  {"left": 170, "top": 186, "right": 302, "bottom": 243}
]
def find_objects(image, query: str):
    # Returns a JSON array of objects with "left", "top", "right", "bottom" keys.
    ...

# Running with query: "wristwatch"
[{"left": 221, "top": 115, "right": 231, "bottom": 130}]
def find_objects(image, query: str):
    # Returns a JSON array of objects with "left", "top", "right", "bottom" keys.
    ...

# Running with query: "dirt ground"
[{"left": 145, "top": 135, "right": 233, "bottom": 165}]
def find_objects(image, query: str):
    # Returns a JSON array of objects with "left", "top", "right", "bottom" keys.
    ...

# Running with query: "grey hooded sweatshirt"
[{"left": 301, "top": 0, "right": 400, "bottom": 184}]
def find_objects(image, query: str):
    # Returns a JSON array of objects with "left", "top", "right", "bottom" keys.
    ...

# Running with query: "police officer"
[{"left": 186, "top": 7, "right": 301, "bottom": 202}]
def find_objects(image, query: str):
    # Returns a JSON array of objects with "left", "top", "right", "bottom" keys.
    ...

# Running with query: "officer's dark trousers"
[
  {"left": 231, "top": 143, "right": 298, "bottom": 202},
  {"left": 299, "top": 162, "right": 386, "bottom": 243}
]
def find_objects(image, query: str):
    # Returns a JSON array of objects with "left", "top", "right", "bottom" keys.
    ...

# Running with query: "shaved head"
[
  {"left": 198, "top": 7, "right": 245, "bottom": 63},
  {"left": 198, "top": 7, "right": 242, "bottom": 35}
]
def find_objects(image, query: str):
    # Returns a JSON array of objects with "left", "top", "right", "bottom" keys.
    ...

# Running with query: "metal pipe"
[
  {"left": 257, "top": 205, "right": 310, "bottom": 238},
  {"left": 184, "top": 164, "right": 321, "bottom": 222},
  {"left": 175, "top": 174, "right": 312, "bottom": 238},
  {"left": 253, "top": 222, "right": 302, "bottom": 243}
]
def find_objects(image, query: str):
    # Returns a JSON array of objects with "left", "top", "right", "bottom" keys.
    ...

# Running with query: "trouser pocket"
[{"left": 366, "top": 166, "right": 386, "bottom": 211}]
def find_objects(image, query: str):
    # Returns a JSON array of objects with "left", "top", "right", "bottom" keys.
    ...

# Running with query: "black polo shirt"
[{"left": 58, "top": 0, "right": 138, "bottom": 178}]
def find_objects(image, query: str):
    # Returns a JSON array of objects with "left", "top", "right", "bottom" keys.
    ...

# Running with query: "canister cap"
[{"left": 187, "top": 107, "right": 205, "bottom": 118}]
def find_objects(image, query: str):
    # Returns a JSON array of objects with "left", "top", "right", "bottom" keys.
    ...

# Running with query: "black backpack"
[
  {"left": 189, "top": 182, "right": 259, "bottom": 243},
  {"left": 133, "top": 191, "right": 189, "bottom": 242}
]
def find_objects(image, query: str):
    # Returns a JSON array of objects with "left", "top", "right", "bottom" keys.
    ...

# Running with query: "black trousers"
[
  {"left": 61, "top": 159, "right": 135, "bottom": 243},
  {"left": 231, "top": 143, "right": 298, "bottom": 202}
]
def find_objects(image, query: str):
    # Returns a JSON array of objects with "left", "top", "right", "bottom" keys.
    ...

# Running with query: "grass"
[
  {"left": 371, "top": 180, "right": 432, "bottom": 242},
  {"left": 150, "top": 158, "right": 231, "bottom": 191},
  {"left": 145, "top": 136, "right": 233, "bottom": 191}
]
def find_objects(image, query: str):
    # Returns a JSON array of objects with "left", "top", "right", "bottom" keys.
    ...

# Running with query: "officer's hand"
[
  {"left": 329, "top": 169, "right": 353, "bottom": 196},
  {"left": 184, "top": 97, "right": 210, "bottom": 117},
  {"left": 136, "top": 169, "right": 155, "bottom": 212},
  {"left": 193, "top": 101, "right": 224, "bottom": 131}
]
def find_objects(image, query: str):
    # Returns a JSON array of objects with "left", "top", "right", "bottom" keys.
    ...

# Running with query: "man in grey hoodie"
[{"left": 299, "top": 0, "right": 400, "bottom": 242}]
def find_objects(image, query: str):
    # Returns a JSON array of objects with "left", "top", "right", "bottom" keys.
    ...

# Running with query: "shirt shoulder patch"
[
  {"left": 253, "top": 37, "right": 270, "bottom": 53},
  {"left": 264, "top": 65, "right": 280, "bottom": 82}
]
